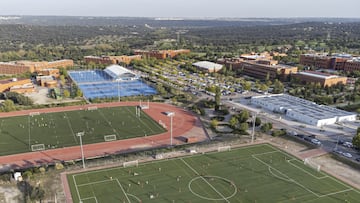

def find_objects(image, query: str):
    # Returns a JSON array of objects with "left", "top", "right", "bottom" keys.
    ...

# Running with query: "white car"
[
  {"left": 343, "top": 142, "right": 353, "bottom": 148},
  {"left": 311, "top": 139, "right": 321, "bottom": 145},
  {"left": 342, "top": 152, "right": 352, "bottom": 158}
]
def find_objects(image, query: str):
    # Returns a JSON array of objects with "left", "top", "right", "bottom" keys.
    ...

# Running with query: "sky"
[{"left": 1, "top": 0, "right": 360, "bottom": 18}]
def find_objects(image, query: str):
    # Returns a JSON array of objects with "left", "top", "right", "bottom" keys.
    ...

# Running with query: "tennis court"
[
  {"left": 69, "top": 70, "right": 157, "bottom": 99},
  {"left": 67, "top": 144, "right": 360, "bottom": 202}
]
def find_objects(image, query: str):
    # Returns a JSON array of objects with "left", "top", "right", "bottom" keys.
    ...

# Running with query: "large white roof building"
[
  {"left": 193, "top": 61, "right": 223, "bottom": 73},
  {"left": 251, "top": 94, "right": 357, "bottom": 126},
  {"left": 104, "top": 65, "right": 138, "bottom": 81}
]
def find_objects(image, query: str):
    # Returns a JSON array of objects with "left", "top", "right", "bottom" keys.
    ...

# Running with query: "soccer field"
[
  {"left": 0, "top": 106, "right": 165, "bottom": 156},
  {"left": 67, "top": 144, "right": 360, "bottom": 203}
]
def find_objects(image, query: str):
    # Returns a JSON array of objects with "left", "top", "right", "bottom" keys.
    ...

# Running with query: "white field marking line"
[
  {"left": 127, "top": 194, "right": 141, "bottom": 202},
  {"left": 115, "top": 178, "right": 131, "bottom": 203},
  {"left": 80, "top": 196, "right": 98, "bottom": 203},
  {"left": 180, "top": 158, "right": 230, "bottom": 203},
  {"left": 64, "top": 112, "right": 78, "bottom": 144},
  {"left": 268, "top": 167, "right": 293, "bottom": 183},
  {"left": 97, "top": 108, "right": 119, "bottom": 136},
  {"left": 251, "top": 150, "right": 279, "bottom": 157},
  {"left": 318, "top": 188, "right": 353, "bottom": 198},
  {"left": 287, "top": 159, "right": 328, "bottom": 180},
  {"left": 72, "top": 175, "right": 82, "bottom": 202},
  {"left": 252, "top": 155, "right": 321, "bottom": 198},
  {"left": 266, "top": 146, "right": 359, "bottom": 193},
  {"left": 173, "top": 159, "right": 217, "bottom": 200},
  {"left": 77, "top": 179, "right": 113, "bottom": 187},
  {"left": 125, "top": 106, "right": 156, "bottom": 134}
]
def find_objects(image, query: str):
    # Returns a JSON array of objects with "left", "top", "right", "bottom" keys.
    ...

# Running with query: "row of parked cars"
[{"left": 289, "top": 132, "right": 322, "bottom": 146}]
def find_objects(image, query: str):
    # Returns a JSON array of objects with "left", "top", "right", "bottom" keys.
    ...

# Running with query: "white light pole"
[
  {"left": 167, "top": 112, "right": 175, "bottom": 146},
  {"left": 77, "top": 132, "right": 85, "bottom": 169},
  {"left": 252, "top": 112, "right": 257, "bottom": 143},
  {"left": 117, "top": 80, "right": 120, "bottom": 102}
]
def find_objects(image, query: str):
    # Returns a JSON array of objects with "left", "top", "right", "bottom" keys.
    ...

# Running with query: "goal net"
[
  {"left": 304, "top": 158, "right": 321, "bottom": 172},
  {"left": 29, "top": 112, "right": 40, "bottom": 116},
  {"left": 218, "top": 146, "right": 231, "bottom": 152},
  {"left": 104, "top": 134, "right": 117, "bottom": 142},
  {"left": 123, "top": 160, "right": 138, "bottom": 168},
  {"left": 87, "top": 106, "right": 98, "bottom": 110},
  {"left": 31, "top": 144, "right": 45, "bottom": 151}
]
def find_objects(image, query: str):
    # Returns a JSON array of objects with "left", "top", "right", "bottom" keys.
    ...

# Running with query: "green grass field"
[
  {"left": 67, "top": 144, "right": 360, "bottom": 203},
  {"left": 0, "top": 106, "right": 165, "bottom": 156}
]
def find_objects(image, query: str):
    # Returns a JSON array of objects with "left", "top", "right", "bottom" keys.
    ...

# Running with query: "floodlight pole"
[
  {"left": 117, "top": 80, "right": 120, "bottom": 102},
  {"left": 77, "top": 132, "right": 85, "bottom": 169},
  {"left": 168, "top": 113, "right": 174, "bottom": 146},
  {"left": 252, "top": 112, "right": 257, "bottom": 143}
]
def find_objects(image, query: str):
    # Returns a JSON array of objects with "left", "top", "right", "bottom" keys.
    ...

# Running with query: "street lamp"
[
  {"left": 167, "top": 112, "right": 175, "bottom": 146},
  {"left": 77, "top": 132, "right": 85, "bottom": 169}
]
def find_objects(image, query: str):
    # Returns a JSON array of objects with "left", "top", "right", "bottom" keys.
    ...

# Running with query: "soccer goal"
[
  {"left": 104, "top": 134, "right": 117, "bottom": 142},
  {"left": 304, "top": 158, "right": 321, "bottom": 172},
  {"left": 218, "top": 146, "right": 231, "bottom": 152},
  {"left": 31, "top": 144, "right": 45, "bottom": 151},
  {"left": 123, "top": 160, "right": 138, "bottom": 168},
  {"left": 29, "top": 112, "right": 40, "bottom": 116},
  {"left": 87, "top": 106, "right": 98, "bottom": 110}
]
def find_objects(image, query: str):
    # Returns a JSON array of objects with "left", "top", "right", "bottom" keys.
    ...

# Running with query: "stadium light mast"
[
  {"left": 251, "top": 112, "right": 257, "bottom": 143},
  {"left": 117, "top": 79, "right": 120, "bottom": 102},
  {"left": 167, "top": 112, "right": 175, "bottom": 146},
  {"left": 77, "top": 132, "right": 85, "bottom": 169}
]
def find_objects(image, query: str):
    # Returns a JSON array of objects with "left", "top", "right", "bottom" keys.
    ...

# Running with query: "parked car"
[
  {"left": 333, "top": 150, "right": 343, "bottom": 155},
  {"left": 356, "top": 157, "right": 360, "bottom": 162},
  {"left": 311, "top": 139, "right": 321, "bottom": 145},
  {"left": 342, "top": 152, "right": 353, "bottom": 158},
  {"left": 304, "top": 136, "right": 312, "bottom": 142},
  {"left": 343, "top": 142, "right": 353, "bottom": 148}
]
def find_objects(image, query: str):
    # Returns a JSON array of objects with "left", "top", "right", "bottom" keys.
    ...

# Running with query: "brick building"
[
  {"left": 0, "top": 59, "right": 74, "bottom": 75},
  {"left": 0, "top": 78, "right": 34, "bottom": 93},
  {"left": 299, "top": 54, "right": 360, "bottom": 72},
  {"left": 133, "top": 49, "right": 190, "bottom": 59},
  {"left": 84, "top": 55, "right": 142, "bottom": 65},
  {"left": 293, "top": 71, "right": 347, "bottom": 87},
  {"left": 239, "top": 61, "right": 298, "bottom": 80}
]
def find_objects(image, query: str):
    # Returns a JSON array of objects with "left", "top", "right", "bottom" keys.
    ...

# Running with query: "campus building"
[
  {"left": 192, "top": 61, "right": 223, "bottom": 73},
  {"left": 238, "top": 61, "right": 298, "bottom": 80},
  {"left": 0, "top": 78, "right": 35, "bottom": 93},
  {"left": 84, "top": 55, "right": 142, "bottom": 65},
  {"left": 251, "top": 94, "right": 357, "bottom": 126},
  {"left": 0, "top": 59, "right": 73, "bottom": 75},
  {"left": 300, "top": 53, "right": 360, "bottom": 72},
  {"left": 294, "top": 71, "right": 348, "bottom": 87},
  {"left": 133, "top": 49, "right": 190, "bottom": 59}
]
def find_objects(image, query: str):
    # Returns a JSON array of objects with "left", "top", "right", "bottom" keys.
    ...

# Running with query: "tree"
[
  {"left": 260, "top": 123, "right": 273, "bottom": 133},
  {"left": 243, "top": 81, "right": 252, "bottom": 91},
  {"left": 255, "top": 117, "right": 262, "bottom": 127},
  {"left": 1, "top": 99, "right": 15, "bottom": 112},
  {"left": 63, "top": 89, "right": 70, "bottom": 98},
  {"left": 229, "top": 116, "right": 239, "bottom": 129},
  {"left": 239, "top": 122, "right": 249, "bottom": 132},
  {"left": 353, "top": 133, "right": 360, "bottom": 149},
  {"left": 238, "top": 110, "right": 249, "bottom": 123},
  {"left": 210, "top": 119, "right": 218, "bottom": 129},
  {"left": 273, "top": 79, "right": 284, "bottom": 94},
  {"left": 215, "top": 86, "right": 221, "bottom": 111}
]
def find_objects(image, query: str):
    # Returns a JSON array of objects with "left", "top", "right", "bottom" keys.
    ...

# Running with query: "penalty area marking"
[{"left": 188, "top": 175, "right": 237, "bottom": 201}]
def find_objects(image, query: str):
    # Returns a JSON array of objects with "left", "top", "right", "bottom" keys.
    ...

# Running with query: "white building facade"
[{"left": 251, "top": 94, "right": 357, "bottom": 126}]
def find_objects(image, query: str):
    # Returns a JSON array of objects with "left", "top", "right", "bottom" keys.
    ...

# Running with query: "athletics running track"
[{"left": 0, "top": 102, "right": 208, "bottom": 171}]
